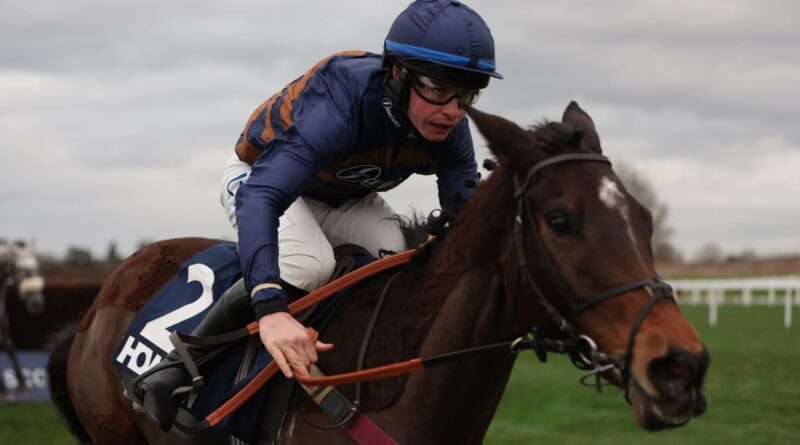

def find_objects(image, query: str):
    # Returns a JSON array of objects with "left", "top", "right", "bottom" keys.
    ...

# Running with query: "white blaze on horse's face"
[{"left": 598, "top": 176, "right": 646, "bottom": 266}]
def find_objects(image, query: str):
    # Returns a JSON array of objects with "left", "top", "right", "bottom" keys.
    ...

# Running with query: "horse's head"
[
  {"left": 467, "top": 103, "right": 708, "bottom": 430},
  {"left": 1, "top": 240, "right": 45, "bottom": 315}
]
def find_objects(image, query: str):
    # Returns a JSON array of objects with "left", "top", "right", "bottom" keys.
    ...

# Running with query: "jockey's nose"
[{"left": 441, "top": 97, "right": 461, "bottom": 118}]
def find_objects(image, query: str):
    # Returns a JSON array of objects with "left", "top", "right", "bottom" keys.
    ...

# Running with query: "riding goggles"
[{"left": 410, "top": 74, "right": 481, "bottom": 108}]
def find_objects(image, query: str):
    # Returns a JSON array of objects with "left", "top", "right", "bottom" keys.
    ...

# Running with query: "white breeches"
[{"left": 220, "top": 154, "right": 406, "bottom": 292}]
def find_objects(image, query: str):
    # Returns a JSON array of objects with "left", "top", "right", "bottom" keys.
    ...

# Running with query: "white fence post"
[
  {"left": 709, "top": 288, "right": 719, "bottom": 327},
  {"left": 673, "top": 277, "right": 798, "bottom": 328},
  {"left": 691, "top": 288, "right": 701, "bottom": 304},
  {"left": 785, "top": 288, "right": 793, "bottom": 329}
]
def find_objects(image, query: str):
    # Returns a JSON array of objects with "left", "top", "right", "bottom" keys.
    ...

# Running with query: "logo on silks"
[
  {"left": 336, "top": 165, "right": 384, "bottom": 187},
  {"left": 382, "top": 98, "right": 402, "bottom": 128},
  {"left": 335, "top": 165, "right": 407, "bottom": 191}
]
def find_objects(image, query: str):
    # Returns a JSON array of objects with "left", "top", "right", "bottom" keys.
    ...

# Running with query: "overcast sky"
[{"left": 1, "top": 0, "right": 798, "bottom": 261}]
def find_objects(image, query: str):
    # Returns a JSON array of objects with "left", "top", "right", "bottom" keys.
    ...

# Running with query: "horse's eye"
[{"left": 546, "top": 213, "right": 571, "bottom": 235}]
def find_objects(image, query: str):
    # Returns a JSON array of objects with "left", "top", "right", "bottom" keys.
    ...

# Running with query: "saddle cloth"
[{"left": 113, "top": 242, "right": 372, "bottom": 442}]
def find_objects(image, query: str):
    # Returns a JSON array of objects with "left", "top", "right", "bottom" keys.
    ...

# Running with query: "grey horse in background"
[{"left": 0, "top": 239, "right": 45, "bottom": 403}]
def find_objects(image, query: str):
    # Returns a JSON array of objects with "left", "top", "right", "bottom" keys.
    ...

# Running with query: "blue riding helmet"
[{"left": 384, "top": 0, "right": 502, "bottom": 89}]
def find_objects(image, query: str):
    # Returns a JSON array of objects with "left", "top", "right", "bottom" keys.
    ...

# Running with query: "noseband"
[{"left": 509, "top": 153, "right": 675, "bottom": 394}]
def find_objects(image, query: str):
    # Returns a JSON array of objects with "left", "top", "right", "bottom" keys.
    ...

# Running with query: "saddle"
[{"left": 115, "top": 242, "right": 377, "bottom": 443}]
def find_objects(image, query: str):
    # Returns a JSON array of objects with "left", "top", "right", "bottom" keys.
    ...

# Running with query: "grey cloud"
[{"left": 1, "top": 0, "right": 798, "bottom": 259}]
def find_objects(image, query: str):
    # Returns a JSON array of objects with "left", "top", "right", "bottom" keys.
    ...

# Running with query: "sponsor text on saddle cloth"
[{"left": 113, "top": 242, "right": 372, "bottom": 441}]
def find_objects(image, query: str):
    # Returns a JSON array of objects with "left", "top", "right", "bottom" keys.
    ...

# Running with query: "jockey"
[{"left": 140, "top": 0, "right": 502, "bottom": 431}]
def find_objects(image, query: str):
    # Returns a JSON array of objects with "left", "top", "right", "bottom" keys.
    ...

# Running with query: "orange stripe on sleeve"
[
  {"left": 236, "top": 93, "right": 281, "bottom": 165},
  {"left": 235, "top": 140, "right": 261, "bottom": 165},
  {"left": 279, "top": 51, "right": 368, "bottom": 129}
]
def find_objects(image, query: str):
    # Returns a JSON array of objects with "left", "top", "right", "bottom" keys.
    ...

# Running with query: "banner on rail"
[{"left": 0, "top": 350, "right": 50, "bottom": 402}]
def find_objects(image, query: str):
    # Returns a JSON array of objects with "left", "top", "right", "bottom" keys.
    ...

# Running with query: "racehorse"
[
  {"left": 0, "top": 239, "right": 45, "bottom": 402},
  {"left": 48, "top": 103, "right": 708, "bottom": 444}
]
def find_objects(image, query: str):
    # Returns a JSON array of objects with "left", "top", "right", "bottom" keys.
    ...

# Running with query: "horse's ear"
[
  {"left": 466, "top": 107, "right": 530, "bottom": 167},
  {"left": 562, "top": 101, "right": 601, "bottom": 152}
]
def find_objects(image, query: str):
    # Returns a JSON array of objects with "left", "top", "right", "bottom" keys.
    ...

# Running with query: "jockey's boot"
[{"left": 139, "top": 279, "right": 253, "bottom": 431}]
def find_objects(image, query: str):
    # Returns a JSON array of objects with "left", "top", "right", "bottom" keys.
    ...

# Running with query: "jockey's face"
[{"left": 406, "top": 82, "right": 466, "bottom": 142}]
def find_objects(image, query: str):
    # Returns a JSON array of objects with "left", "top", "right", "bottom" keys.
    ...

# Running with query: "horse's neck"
[
  {"left": 430, "top": 167, "right": 516, "bottom": 276},
  {"left": 381, "top": 268, "right": 516, "bottom": 443},
  {"left": 385, "top": 174, "right": 519, "bottom": 443}
]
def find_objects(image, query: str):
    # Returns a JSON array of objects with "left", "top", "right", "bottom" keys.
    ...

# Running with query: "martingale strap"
[{"left": 298, "top": 365, "right": 400, "bottom": 445}]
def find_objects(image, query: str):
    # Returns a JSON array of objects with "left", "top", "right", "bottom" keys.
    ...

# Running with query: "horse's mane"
[{"left": 390, "top": 213, "right": 431, "bottom": 249}]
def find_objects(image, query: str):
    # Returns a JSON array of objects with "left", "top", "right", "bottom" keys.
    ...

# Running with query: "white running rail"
[{"left": 669, "top": 276, "right": 800, "bottom": 328}]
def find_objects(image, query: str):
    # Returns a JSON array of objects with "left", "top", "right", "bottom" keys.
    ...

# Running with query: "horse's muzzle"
[{"left": 629, "top": 345, "right": 710, "bottom": 430}]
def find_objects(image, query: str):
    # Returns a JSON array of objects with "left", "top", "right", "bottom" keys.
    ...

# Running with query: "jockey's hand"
[{"left": 258, "top": 312, "right": 334, "bottom": 379}]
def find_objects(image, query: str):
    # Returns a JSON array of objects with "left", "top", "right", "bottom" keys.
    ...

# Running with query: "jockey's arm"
[
  {"left": 236, "top": 99, "right": 353, "bottom": 378},
  {"left": 236, "top": 146, "right": 339, "bottom": 377}
]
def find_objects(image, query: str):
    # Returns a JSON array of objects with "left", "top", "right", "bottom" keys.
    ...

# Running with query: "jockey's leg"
[
  {"left": 139, "top": 281, "right": 253, "bottom": 431},
  {"left": 140, "top": 197, "right": 334, "bottom": 431},
  {"left": 310, "top": 193, "right": 407, "bottom": 256},
  {"left": 275, "top": 197, "right": 336, "bottom": 292}
]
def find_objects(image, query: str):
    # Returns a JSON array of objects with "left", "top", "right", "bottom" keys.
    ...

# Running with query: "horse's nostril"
[
  {"left": 648, "top": 350, "right": 698, "bottom": 395},
  {"left": 668, "top": 359, "right": 687, "bottom": 379}
]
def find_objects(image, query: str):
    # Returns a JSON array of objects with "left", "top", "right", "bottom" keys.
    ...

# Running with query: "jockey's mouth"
[{"left": 430, "top": 121, "right": 457, "bottom": 131}]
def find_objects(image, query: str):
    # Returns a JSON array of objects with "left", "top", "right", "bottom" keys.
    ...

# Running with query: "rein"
[
  {"left": 148, "top": 248, "right": 420, "bottom": 433},
  {"left": 164, "top": 245, "right": 580, "bottom": 431}
]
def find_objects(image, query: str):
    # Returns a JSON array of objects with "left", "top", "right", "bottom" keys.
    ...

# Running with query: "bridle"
[{"left": 508, "top": 152, "right": 675, "bottom": 396}]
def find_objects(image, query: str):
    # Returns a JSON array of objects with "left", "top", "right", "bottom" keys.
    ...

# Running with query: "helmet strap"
[
  {"left": 381, "top": 61, "right": 422, "bottom": 140},
  {"left": 382, "top": 67, "right": 412, "bottom": 123},
  {"left": 383, "top": 67, "right": 408, "bottom": 104}
]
